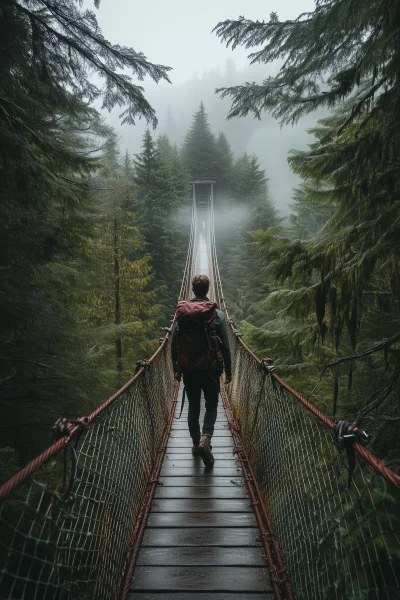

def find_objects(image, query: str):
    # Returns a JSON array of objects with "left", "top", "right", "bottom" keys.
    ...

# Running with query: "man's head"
[{"left": 192, "top": 274, "right": 210, "bottom": 298}]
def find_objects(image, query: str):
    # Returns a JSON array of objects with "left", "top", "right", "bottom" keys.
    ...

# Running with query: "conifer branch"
[
  {"left": 321, "top": 333, "right": 400, "bottom": 374},
  {"left": 356, "top": 362, "right": 400, "bottom": 425}
]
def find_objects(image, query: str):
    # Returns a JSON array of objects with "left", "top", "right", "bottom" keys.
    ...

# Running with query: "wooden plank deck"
[{"left": 129, "top": 393, "right": 273, "bottom": 599}]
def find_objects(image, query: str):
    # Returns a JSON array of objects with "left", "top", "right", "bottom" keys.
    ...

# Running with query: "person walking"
[{"left": 171, "top": 274, "right": 232, "bottom": 468}]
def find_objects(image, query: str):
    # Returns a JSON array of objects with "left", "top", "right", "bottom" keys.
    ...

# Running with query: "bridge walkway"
[{"left": 129, "top": 378, "right": 273, "bottom": 597}]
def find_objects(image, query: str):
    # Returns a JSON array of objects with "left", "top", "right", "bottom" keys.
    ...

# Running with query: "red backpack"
[{"left": 176, "top": 300, "right": 223, "bottom": 373}]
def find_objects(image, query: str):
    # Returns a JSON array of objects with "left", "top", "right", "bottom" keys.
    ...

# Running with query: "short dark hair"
[{"left": 192, "top": 274, "right": 210, "bottom": 297}]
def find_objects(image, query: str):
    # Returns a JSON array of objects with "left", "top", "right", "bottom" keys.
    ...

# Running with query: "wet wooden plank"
[
  {"left": 166, "top": 437, "right": 235, "bottom": 448},
  {"left": 136, "top": 546, "right": 265, "bottom": 566},
  {"left": 171, "top": 422, "right": 228, "bottom": 430},
  {"left": 172, "top": 413, "right": 227, "bottom": 420},
  {"left": 173, "top": 421, "right": 227, "bottom": 427},
  {"left": 172, "top": 420, "right": 229, "bottom": 424},
  {"left": 170, "top": 427, "right": 228, "bottom": 432},
  {"left": 171, "top": 433, "right": 230, "bottom": 440},
  {"left": 162, "top": 458, "right": 238, "bottom": 469},
  {"left": 174, "top": 415, "right": 227, "bottom": 423},
  {"left": 131, "top": 566, "right": 270, "bottom": 592},
  {"left": 160, "top": 466, "right": 242, "bottom": 477},
  {"left": 165, "top": 452, "right": 236, "bottom": 461},
  {"left": 163, "top": 457, "right": 238, "bottom": 466},
  {"left": 158, "top": 477, "right": 245, "bottom": 487},
  {"left": 147, "top": 512, "right": 254, "bottom": 528},
  {"left": 150, "top": 499, "right": 251, "bottom": 512},
  {"left": 172, "top": 412, "right": 226, "bottom": 419},
  {"left": 165, "top": 448, "right": 235, "bottom": 456},
  {"left": 154, "top": 486, "right": 248, "bottom": 500},
  {"left": 172, "top": 412, "right": 228, "bottom": 427},
  {"left": 169, "top": 430, "right": 232, "bottom": 438},
  {"left": 129, "top": 594, "right": 273, "bottom": 600},
  {"left": 141, "top": 527, "right": 261, "bottom": 547}
]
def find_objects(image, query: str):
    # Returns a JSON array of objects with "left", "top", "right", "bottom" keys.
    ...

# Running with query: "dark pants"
[{"left": 182, "top": 371, "right": 220, "bottom": 444}]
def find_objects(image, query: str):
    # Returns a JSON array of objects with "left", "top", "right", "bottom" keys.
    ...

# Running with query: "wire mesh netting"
[
  {"left": 209, "top": 197, "right": 400, "bottom": 599},
  {"left": 0, "top": 338, "right": 175, "bottom": 600},
  {"left": 224, "top": 336, "right": 400, "bottom": 599}
]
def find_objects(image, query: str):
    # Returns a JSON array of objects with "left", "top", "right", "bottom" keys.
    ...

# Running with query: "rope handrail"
[
  {"left": 208, "top": 195, "right": 400, "bottom": 490},
  {"left": 0, "top": 336, "right": 167, "bottom": 503}
]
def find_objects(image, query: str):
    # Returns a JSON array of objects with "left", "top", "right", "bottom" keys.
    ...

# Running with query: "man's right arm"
[{"left": 170, "top": 322, "right": 179, "bottom": 374}]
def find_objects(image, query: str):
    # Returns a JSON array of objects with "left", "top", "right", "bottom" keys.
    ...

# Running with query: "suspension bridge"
[{"left": 0, "top": 176, "right": 399, "bottom": 600}]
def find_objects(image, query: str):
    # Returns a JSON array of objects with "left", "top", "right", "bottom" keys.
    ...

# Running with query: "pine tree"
[
  {"left": 181, "top": 103, "right": 217, "bottom": 175},
  {"left": 257, "top": 111, "right": 400, "bottom": 352},
  {"left": 0, "top": 0, "right": 172, "bottom": 462},
  {"left": 215, "top": 150, "right": 279, "bottom": 327},
  {"left": 123, "top": 150, "right": 134, "bottom": 180},
  {"left": 215, "top": 0, "right": 400, "bottom": 382},
  {"left": 288, "top": 185, "right": 333, "bottom": 240},
  {"left": 133, "top": 130, "right": 169, "bottom": 223},
  {"left": 214, "top": 5, "right": 400, "bottom": 573},
  {"left": 214, "top": 1, "right": 400, "bottom": 130},
  {"left": 247, "top": 111, "right": 400, "bottom": 464},
  {"left": 3, "top": 0, "right": 171, "bottom": 129},
  {"left": 157, "top": 134, "right": 174, "bottom": 162},
  {"left": 158, "top": 134, "right": 191, "bottom": 202},
  {"left": 232, "top": 153, "right": 278, "bottom": 229},
  {"left": 214, "top": 132, "right": 234, "bottom": 197},
  {"left": 133, "top": 131, "right": 189, "bottom": 323},
  {"left": 85, "top": 137, "right": 156, "bottom": 380}
]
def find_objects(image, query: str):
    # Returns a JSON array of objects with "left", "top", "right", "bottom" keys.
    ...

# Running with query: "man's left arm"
[{"left": 218, "top": 313, "right": 232, "bottom": 381}]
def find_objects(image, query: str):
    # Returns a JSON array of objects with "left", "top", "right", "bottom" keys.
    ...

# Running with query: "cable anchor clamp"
[
  {"left": 332, "top": 420, "right": 368, "bottom": 450},
  {"left": 52, "top": 417, "right": 88, "bottom": 441},
  {"left": 331, "top": 420, "right": 368, "bottom": 487},
  {"left": 260, "top": 357, "right": 275, "bottom": 375},
  {"left": 135, "top": 359, "right": 152, "bottom": 373}
]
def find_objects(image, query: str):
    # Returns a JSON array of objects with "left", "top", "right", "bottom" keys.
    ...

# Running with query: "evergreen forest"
[
  {"left": 213, "top": 0, "right": 400, "bottom": 472},
  {"left": 1, "top": 0, "right": 400, "bottom": 481},
  {"left": 0, "top": 0, "right": 192, "bottom": 477},
  {"left": 1, "top": 1, "right": 400, "bottom": 599},
  {"left": 0, "top": 1, "right": 283, "bottom": 482}
]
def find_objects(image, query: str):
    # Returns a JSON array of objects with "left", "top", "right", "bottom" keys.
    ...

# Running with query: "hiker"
[{"left": 171, "top": 274, "right": 232, "bottom": 468}]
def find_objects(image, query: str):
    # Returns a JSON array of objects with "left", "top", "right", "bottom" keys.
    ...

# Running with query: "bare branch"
[{"left": 321, "top": 332, "right": 400, "bottom": 376}]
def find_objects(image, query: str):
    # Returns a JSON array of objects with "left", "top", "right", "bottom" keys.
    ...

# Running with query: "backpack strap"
[{"left": 175, "top": 386, "right": 186, "bottom": 420}]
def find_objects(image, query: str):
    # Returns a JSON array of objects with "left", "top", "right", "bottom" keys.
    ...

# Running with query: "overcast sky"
[
  {"left": 89, "top": 1, "right": 318, "bottom": 214},
  {"left": 93, "top": 0, "right": 315, "bottom": 84}
]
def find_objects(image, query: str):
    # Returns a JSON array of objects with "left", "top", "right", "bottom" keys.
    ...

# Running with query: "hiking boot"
[
  {"left": 198, "top": 435, "right": 214, "bottom": 468},
  {"left": 191, "top": 444, "right": 200, "bottom": 456}
]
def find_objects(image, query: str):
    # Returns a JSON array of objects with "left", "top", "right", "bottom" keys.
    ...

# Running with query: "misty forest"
[
  {"left": 1, "top": 0, "right": 400, "bottom": 596},
  {"left": 2, "top": 0, "right": 399, "bottom": 475}
]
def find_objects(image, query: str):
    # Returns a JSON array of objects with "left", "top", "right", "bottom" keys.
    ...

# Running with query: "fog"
[{"left": 91, "top": 0, "right": 321, "bottom": 214}]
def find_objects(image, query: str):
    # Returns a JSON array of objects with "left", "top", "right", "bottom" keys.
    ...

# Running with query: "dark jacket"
[{"left": 171, "top": 296, "right": 232, "bottom": 377}]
